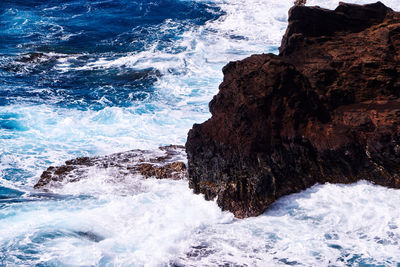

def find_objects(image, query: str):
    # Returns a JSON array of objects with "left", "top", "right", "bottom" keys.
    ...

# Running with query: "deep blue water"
[
  {"left": 0, "top": 0, "right": 221, "bottom": 110},
  {"left": 1, "top": 0, "right": 400, "bottom": 266}
]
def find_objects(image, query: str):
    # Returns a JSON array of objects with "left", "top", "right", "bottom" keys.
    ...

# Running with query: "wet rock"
[
  {"left": 138, "top": 161, "right": 186, "bottom": 180},
  {"left": 2, "top": 52, "right": 72, "bottom": 73},
  {"left": 74, "top": 231, "right": 105, "bottom": 243},
  {"left": 294, "top": 0, "right": 306, "bottom": 6},
  {"left": 34, "top": 145, "right": 187, "bottom": 190},
  {"left": 17, "top": 52, "right": 46, "bottom": 63},
  {"left": 16, "top": 52, "right": 68, "bottom": 64},
  {"left": 186, "top": 2, "right": 400, "bottom": 218}
]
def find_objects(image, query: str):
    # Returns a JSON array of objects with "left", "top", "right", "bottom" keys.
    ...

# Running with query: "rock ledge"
[
  {"left": 186, "top": 2, "right": 400, "bottom": 218},
  {"left": 34, "top": 145, "right": 187, "bottom": 190}
]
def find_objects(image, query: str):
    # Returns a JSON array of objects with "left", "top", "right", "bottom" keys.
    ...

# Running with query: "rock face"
[
  {"left": 186, "top": 2, "right": 400, "bottom": 218},
  {"left": 34, "top": 145, "right": 187, "bottom": 190}
]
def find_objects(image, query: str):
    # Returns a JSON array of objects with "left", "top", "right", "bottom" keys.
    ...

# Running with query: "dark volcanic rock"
[
  {"left": 186, "top": 2, "right": 400, "bottom": 218},
  {"left": 34, "top": 145, "right": 187, "bottom": 190}
]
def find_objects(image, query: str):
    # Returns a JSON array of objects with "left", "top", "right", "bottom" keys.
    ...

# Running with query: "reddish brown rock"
[
  {"left": 294, "top": 0, "right": 306, "bottom": 6},
  {"left": 34, "top": 145, "right": 187, "bottom": 190},
  {"left": 186, "top": 2, "right": 400, "bottom": 218},
  {"left": 138, "top": 161, "right": 186, "bottom": 180}
]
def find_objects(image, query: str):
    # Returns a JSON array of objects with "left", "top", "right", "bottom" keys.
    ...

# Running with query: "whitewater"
[{"left": 1, "top": 0, "right": 400, "bottom": 265}]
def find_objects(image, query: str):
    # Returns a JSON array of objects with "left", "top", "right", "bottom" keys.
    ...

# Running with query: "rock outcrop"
[
  {"left": 186, "top": 2, "right": 400, "bottom": 218},
  {"left": 34, "top": 145, "right": 187, "bottom": 190}
]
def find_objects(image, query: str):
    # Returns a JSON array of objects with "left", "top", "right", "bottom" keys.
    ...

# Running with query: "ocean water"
[{"left": 1, "top": 0, "right": 400, "bottom": 266}]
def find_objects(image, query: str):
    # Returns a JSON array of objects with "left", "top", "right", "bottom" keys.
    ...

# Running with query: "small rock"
[{"left": 34, "top": 146, "right": 187, "bottom": 190}]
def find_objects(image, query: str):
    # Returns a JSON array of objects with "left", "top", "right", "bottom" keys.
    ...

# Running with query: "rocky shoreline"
[
  {"left": 35, "top": 2, "right": 400, "bottom": 219},
  {"left": 186, "top": 2, "right": 400, "bottom": 218}
]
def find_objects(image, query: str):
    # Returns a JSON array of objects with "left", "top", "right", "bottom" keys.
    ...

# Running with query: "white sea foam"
[
  {"left": 175, "top": 181, "right": 400, "bottom": 266},
  {"left": 0, "top": 179, "right": 232, "bottom": 266},
  {"left": 1, "top": 180, "right": 400, "bottom": 266}
]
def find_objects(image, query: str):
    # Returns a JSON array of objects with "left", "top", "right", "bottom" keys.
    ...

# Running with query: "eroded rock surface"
[
  {"left": 186, "top": 2, "right": 400, "bottom": 218},
  {"left": 34, "top": 145, "right": 187, "bottom": 190}
]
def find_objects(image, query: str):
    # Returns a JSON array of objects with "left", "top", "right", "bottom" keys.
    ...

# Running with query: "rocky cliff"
[{"left": 185, "top": 2, "right": 400, "bottom": 218}]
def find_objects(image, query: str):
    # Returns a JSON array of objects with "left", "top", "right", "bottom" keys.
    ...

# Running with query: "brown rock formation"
[
  {"left": 34, "top": 145, "right": 187, "bottom": 190},
  {"left": 185, "top": 2, "right": 400, "bottom": 218}
]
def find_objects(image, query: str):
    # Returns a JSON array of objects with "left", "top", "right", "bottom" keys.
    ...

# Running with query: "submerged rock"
[
  {"left": 34, "top": 145, "right": 187, "bottom": 190},
  {"left": 186, "top": 2, "right": 400, "bottom": 218},
  {"left": 17, "top": 52, "right": 46, "bottom": 63}
]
